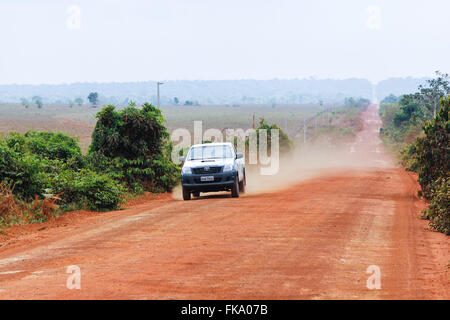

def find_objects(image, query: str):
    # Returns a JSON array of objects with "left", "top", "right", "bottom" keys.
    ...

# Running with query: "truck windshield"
[{"left": 188, "top": 145, "right": 234, "bottom": 160}]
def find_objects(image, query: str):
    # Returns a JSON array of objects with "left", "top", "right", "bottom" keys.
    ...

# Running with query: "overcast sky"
[{"left": 0, "top": 0, "right": 449, "bottom": 85}]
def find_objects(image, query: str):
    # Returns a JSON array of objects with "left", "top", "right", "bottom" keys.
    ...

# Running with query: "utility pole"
[{"left": 157, "top": 82, "right": 164, "bottom": 107}]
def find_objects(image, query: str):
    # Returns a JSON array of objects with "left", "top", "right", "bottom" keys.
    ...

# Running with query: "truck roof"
[{"left": 190, "top": 142, "right": 233, "bottom": 148}]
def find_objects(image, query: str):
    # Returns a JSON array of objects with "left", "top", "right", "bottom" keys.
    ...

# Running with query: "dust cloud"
[
  {"left": 172, "top": 104, "right": 396, "bottom": 199},
  {"left": 244, "top": 145, "right": 358, "bottom": 196},
  {"left": 172, "top": 144, "right": 364, "bottom": 200}
]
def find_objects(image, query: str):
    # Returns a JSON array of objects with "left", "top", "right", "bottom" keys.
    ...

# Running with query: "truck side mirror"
[
  {"left": 179, "top": 156, "right": 185, "bottom": 163},
  {"left": 236, "top": 153, "right": 243, "bottom": 159}
]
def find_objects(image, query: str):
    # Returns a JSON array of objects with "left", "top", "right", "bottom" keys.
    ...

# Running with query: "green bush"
[
  {"left": 88, "top": 103, "right": 180, "bottom": 192},
  {"left": 422, "top": 177, "right": 449, "bottom": 235},
  {"left": 0, "top": 135, "right": 58, "bottom": 199},
  {"left": 18, "top": 131, "right": 81, "bottom": 160},
  {"left": 409, "top": 97, "right": 449, "bottom": 234},
  {"left": 411, "top": 97, "right": 449, "bottom": 197},
  {"left": 90, "top": 103, "right": 167, "bottom": 158},
  {"left": 51, "top": 169, "right": 124, "bottom": 211},
  {"left": 0, "top": 131, "right": 124, "bottom": 212},
  {"left": 246, "top": 118, "right": 294, "bottom": 155},
  {"left": 379, "top": 102, "right": 425, "bottom": 156}
]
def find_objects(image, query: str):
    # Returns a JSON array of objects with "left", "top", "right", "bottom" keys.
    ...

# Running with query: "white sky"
[{"left": 0, "top": 0, "right": 449, "bottom": 84}]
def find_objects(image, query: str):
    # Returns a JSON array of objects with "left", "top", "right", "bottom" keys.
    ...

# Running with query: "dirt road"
[{"left": 0, "top": 104, "right": 448, "bottom": 299}]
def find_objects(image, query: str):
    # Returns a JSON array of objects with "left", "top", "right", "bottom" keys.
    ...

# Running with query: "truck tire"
[
  {"left": 231, "top": 176, "right": 240, "bottom": 198},
  {"left": 239, "top": 172, "right": 246, "bottom": 193},
  {"left": 182, "top": 186, "right": 191, "bottom": 200}
]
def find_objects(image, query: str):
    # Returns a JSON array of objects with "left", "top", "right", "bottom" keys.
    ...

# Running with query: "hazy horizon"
[
  {"left": 0, "top": 76, "right": 429, "bottom": 87},
  {"left": 1, "top": 0, "right": 449, "bottom": 85}
]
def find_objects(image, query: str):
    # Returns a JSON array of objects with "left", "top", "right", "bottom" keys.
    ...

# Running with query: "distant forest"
[{"left": 0, "top": 77, "right": 427, "bottom": 106}]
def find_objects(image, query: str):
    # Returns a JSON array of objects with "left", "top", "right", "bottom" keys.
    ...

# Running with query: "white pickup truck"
[{"left": 179, "top": 142, "right": 246, "bottom": 200}]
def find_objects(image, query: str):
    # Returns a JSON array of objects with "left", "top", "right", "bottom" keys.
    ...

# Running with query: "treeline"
[
  {"left": 0, "top": 103, "right": 179, "bottom": 227},
  {"left": 379, "top": 71, "right": 449, "bottom": 234},
  {"left": 2, "top": 77, "right": 432, "bottom": 107},
  {"left": 0, "top": 78, "right": 374, "bottom": 106}
]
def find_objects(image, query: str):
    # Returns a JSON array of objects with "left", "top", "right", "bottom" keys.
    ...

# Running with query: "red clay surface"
[{"left": 0, "top": 104, "right": 448, "bottom": 299}]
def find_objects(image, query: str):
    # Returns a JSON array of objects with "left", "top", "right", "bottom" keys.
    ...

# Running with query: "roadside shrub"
[
  {"left": 90, "top": 103, "right": 167, "bottom": 158},
  {"left": 408, "top": 97, "right": 449, "bottom": 234},
  {"left": 0, "top": 140, "right": 49, "bottom": 199},
  {"left": 0, "top": 130, "right": 125, "bottom": 216},
  {"left": 412, "top": 97, "right": 449, "bottom": 197},
  {"left": 0, "top": 182, "right": 60, "bottom": 226},
  {"left": 7, "top": 131, "right": 82, "bottom": 162},
  {"left": 146, "top": 146, "right": 180, "bottom": 192},
  {"left": 23, "top": 195, "right": 60, "bottom": 224},
  {"left": 0, "top": 131, "right": 84, "bottom": 200},
  {"left": 0, "top": 183, "right": 21, "bottom": 226},
  {"left": 422, "top": 177, "right": 450, "bottom": 235},
  {"left": 88, "top": 103, "right": 180, "bottom": 192},
  {"left": 86, "top": 151, "right": 179, "bottom": 193},
  {"left": 50, "top": 169, "right": 125, "bottom": 211},
  {"left": 379, "top": 102, "right": 425, "bottom": 157},
  {"left": 246, "top": 118, "right": 294, "bottom": 156}
]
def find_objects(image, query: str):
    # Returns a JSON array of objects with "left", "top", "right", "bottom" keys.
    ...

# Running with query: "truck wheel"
[
  {"left": 182, "top": 187, "right": 191, "bottom": 200},
  {"left": 231, "top": 176, "right": 240, "bottom": 198},
  {"left": 239, "top": 172, "right": 246, "bottom": 193}
]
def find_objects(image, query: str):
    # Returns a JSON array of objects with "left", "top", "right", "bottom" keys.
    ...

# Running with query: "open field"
[{"left": 0, "top": 103, "right": 324, "bottom": 150}]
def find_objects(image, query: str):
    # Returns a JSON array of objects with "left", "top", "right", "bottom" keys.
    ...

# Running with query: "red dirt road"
[{"left": 0, "top": 105, "right": 448, "bottom": 299}]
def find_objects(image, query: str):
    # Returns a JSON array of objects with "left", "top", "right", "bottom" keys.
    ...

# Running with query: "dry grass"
[
  {"left": 0, "top": 183, "right": 22, "bottom": 225},
  {"left": 0, "top": 183, "right": 60, "bottom": 227}
]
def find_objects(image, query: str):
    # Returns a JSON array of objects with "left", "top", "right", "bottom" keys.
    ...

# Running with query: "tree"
[
  {"left": 381, "top": 94, "right": 401, "bottom": 104},
  {"left": 32, "top": 96, "right": 43, "bottom": 109},
  {"left": 393, "top": 94, "right": 426, "bottom": 126},
  {"left": 417, "top": 71, "right": 449, "bottom": 117},
  {"left": 87, "top": 92, "right": 99, "bottom": 107},
  {"left": 74, "top": 97, "right": 83, "bottom": 106},
  {"left": 20, "top": 98, "right": 29, "bottom": 108},
  {"left": 173, "top": 97, "right": 179, "bottom": 105}
]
